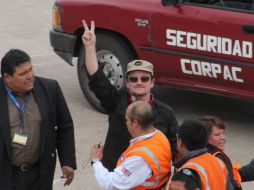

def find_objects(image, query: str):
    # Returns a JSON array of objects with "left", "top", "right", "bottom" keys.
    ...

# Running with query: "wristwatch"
[{"left": 90, "top": 159, "right": 99, "bottom": 166}]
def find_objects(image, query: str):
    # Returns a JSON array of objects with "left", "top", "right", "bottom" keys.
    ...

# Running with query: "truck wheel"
[{"left": 77, "top": 32, "right": 136, "bottom": 113}]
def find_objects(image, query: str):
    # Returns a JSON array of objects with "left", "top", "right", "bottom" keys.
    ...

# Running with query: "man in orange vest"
[
  {"left": 173, "top": 119, "right": 232, "bottom": 190},
  {"left": 90, "top": 101, "right": 172, "bottom": 190}
]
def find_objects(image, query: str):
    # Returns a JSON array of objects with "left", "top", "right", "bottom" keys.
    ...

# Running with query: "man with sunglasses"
[
  {"left": 174, "top": 119, "right": 232, "bottom": 190},
  {"left": 82, "top": 20, "right": 178, "bottom": 171},
  {"left": 170, "top": 168, "right": 201, "bottom": 190}
]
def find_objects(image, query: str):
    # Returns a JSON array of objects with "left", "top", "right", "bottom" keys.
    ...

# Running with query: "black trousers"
[{"left": 12, "top": 164, "right": 40, "bottom": 190}]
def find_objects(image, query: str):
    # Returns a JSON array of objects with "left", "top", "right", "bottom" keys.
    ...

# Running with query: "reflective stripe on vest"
[
  {"left": 216, "top": 157, "right": 227, "bottom": 186},
  {"left": 128, "top": 146, "right": 162, "bottom": 187},
  {"left": 183, "top": 162, "right": 211, "bottom": 190}
]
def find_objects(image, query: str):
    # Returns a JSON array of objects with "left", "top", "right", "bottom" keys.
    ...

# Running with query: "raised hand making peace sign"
[
  {"left": 81, "top": 19, "right": 98, "bottom": 76},
  {"left": 82, "top": 20, "right": 96, "bottom": 48}
]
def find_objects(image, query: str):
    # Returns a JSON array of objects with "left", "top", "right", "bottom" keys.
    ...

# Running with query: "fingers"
[
  {"left": 62, "top": 166, "right": 74, "bottom": 186},
  {"left": 82, "top": 19, "right": 95, "bottom": 32},
  {"left": 64, "top": 172, "right": 74, "bottom": 186},
  {"left": 91, "top": 20, "right": 95, "bottom": 33},
  {"left": 82, "top": 19, "right": 89, "bottom": 31},
  {"left": 92, "top": 143, "right": 103, "bottom": 149},
  {"left": 90, "top": 143, "right": 104, "bottom": 159},
  {"left": 99, "top": 144, "right": 104, "bottom": 150}
]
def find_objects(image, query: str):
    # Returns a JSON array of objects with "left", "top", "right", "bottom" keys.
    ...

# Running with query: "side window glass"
[{"left": 183, "top": 0, "right": 254, "bottom": 12}]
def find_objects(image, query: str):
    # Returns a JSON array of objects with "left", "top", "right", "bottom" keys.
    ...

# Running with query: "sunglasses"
[{"left": 127, "top": 76, "right": 151, "bottom": 83}]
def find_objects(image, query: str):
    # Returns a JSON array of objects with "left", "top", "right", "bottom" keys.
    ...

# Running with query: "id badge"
[{"left": 13, "top": 133, "right": 28, "bottom": 145}]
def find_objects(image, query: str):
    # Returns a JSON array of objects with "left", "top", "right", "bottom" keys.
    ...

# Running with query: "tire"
[{"left": 77, "top": 32, "right": 136, "bottom": 113}]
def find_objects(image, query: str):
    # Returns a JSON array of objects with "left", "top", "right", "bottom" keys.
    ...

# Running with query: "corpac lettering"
[{"left": 180, "top": 58, "right": 244, "bottom": 83}]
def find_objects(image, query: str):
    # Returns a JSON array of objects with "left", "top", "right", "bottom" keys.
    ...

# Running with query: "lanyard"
[{"left": 5, "top": 86, "right": 30, "bottom": 134}]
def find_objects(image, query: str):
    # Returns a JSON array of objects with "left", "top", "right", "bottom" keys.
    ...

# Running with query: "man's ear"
[
  {"left": 126, "top": 78, "right": 130, "bottom": 88},
  {"left": 3, "top": 73, "right": 11, "bottom": 81},
  {"left": 177, "top": 138, "right": 183, "bottom": 150},
  {"left": 133, "top": 119, "right": 140, "bottom": 129},
  {"left": 3, "top": 73, "right": 8, "bottom": 78},
  {"left": 151, "top": 76, "right": 155, "bottom": 88},
  {"left": 179, "top": 138, "right": 185, "bottom": 148}
]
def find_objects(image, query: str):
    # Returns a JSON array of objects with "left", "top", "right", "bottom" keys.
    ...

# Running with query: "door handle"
[{"left": 242, "top": 24, "right": 254, "bottom": 34}]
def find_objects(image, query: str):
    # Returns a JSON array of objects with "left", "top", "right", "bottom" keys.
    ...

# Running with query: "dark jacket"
[
  {"left": 0, "top": 77, "right": 76, "bottom": 190},
  {"left": 89, "top": 69, "right": 178, "bottom": 171},
  {"left": 238, "top": 158, "right": 254, "bottom": 182}
]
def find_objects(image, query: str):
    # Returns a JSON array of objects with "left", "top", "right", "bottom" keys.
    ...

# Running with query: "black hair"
[
  {"left": 172, "top": 168, "right": 202, "bottom": 190},
  {"left": 178, "top": 119, "right": 208, "bottom": 151},
  {"left": 1, "top": 49, "right": 31, "bottom": 76}
]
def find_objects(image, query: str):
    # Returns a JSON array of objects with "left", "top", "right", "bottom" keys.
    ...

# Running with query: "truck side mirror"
[{"left": 161, "top": 0, "right": 178, "bottom": 6}]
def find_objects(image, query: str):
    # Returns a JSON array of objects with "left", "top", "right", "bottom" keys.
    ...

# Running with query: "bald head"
[{"left": 126, "top": 101, "right": 155, "bottom": 130}]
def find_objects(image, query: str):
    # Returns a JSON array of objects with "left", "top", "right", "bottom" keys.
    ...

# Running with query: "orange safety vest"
[
  {"left": 182, "top": 153, "right": 228, "bottom": 190},
  {"left": 213, "top": 151, "right": 242, "bottom": 187},
  {"left": 117, "top": 130, "right": 172, "bottom": 190},
  {"left": 232, "top": 162, "right": 242, "bottom": 186}
]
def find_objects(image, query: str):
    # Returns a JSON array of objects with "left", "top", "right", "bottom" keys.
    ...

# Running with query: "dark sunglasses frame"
[{"left": 127, "top": 76, "right": 151, "bottom": 83}]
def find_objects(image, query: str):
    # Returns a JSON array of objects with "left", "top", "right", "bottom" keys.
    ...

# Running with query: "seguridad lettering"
[
  {"left": 181, "top": 58, "right": 244, "bottom": 83},
  {"left": 166, "top": 29, "right": 253, "bottom": 59}
]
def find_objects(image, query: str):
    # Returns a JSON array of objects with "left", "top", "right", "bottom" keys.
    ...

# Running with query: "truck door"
[{"left": 152, "top": 0, "right": 254, "bottom": 98}]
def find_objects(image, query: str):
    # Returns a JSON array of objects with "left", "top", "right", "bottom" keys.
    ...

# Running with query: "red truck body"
[{"left": 50, "top": 0, "right": 254, "bottom": 111}]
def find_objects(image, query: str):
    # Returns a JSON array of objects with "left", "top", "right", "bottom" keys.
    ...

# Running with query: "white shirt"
[{"left": 92, "top": 131, "right": 157, "bottom": 190}]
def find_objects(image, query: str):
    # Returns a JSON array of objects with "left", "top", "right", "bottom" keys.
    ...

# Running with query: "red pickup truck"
[{"left": 50, "top": 0, "right": 254, "bottom": 112}]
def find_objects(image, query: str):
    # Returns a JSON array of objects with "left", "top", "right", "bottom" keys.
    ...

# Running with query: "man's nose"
[{"left": 136, "top": 78, "right": 143, "bottom": 84}]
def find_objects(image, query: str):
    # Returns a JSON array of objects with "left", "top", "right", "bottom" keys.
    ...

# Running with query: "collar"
[
  {"left": 130, "top": 129, "right": 156, "bottom": 145},
  {"left": 207, "top": 143, "right": 221, "bottom": 154},
  {"left": 128, "top": 93, "right": 154, "bottom": 105},
  {"left": 173, "top": 148, "right": 207, "bottom": 168},
  {"left": 4, "top": 82, "right": 12, "bottom": 93}
]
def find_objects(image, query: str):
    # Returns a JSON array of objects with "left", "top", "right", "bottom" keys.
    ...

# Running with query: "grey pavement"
[{"left": 0, "top": 0, "right": 253, "bottom": 189}]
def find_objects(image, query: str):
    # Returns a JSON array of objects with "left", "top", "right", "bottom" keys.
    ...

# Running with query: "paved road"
[{"left": 1, "top": 0, "right": 253, "bottom": 189}]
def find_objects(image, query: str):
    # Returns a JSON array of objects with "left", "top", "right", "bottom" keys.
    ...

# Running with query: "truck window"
[{"left": 184, "top": 0, "right": 254, "bottom": 12}]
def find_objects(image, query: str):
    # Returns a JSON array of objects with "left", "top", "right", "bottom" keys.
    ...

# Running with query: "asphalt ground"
[{"left": 0, "top": 0, "right": 253, "bottom": 189}]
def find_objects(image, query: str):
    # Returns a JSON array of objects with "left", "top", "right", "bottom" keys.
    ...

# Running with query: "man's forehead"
[
  {"left": 170, "top": 180, "right": 186, "bottom": 190},
  {"left": 14, "top": 62, "right": 32, "bottom": 74},
  {"left": 16, "top": 62, "right": 32, "bottom": 69}
]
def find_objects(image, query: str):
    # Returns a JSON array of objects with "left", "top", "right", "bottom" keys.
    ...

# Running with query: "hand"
[
  {"left": 90, "top": 143, "right": 104, "bottom": 160},
  {"left": 61, "top": 166, "right": 75, "bottom": 186},
  {"left": 82, "top": 19, "right": 96, "bottom": 48}
]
